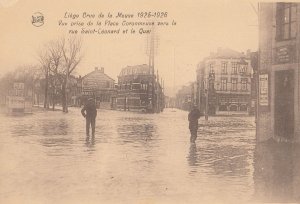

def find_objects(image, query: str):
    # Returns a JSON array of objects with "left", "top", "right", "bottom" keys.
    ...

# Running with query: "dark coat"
[
  {"left": 188, "top": 108, "right": 201, "bottom": 129},
  {"left": 81, "top": 100, "right": 97, "bottom": 118}
]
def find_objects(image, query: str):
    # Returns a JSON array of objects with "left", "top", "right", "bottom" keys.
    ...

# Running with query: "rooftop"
[
  {"left": 208, "top": 48, "right": 250, "bottom": 59},
  {"left": 82, "top": 67, "right": 115, "bottom": 82},
  {"left": 119, "top": 64, "right": 151, "bottom": 77}
]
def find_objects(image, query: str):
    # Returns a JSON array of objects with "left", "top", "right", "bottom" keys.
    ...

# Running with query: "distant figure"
[
  {"left": 81, "top": 98, "right": 97, "bottom": 136},
  {"left": 188, "top": 105, "right": 202, "bottom": 143}
]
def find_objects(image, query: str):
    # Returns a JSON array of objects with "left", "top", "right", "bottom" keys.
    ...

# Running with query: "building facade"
[
  {"left": 175, "top": 83, "right": 195, "bottom": 111},
  {"left": 116, "top": 64, "right": 164, "bottom": 112},
  {"left": 196, "top": 48, "right": 253, "bottom": 115},
  {"left": 257, "top": 3, "right": 300, "bottom": 143},
  {"left": 80, "top": 67, "right": 116, "bottom": 109}
]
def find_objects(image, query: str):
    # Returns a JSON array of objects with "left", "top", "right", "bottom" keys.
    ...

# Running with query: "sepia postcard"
[{"left": 1, "top": 0, "right": 300, "bottom": 203}]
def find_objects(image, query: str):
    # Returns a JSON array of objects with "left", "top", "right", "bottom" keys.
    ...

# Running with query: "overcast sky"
[{"left": 0, "top": 0, "right": 259, "bottom": 96}]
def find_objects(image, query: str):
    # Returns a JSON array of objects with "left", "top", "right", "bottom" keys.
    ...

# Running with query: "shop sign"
[
  {"left": 274, "top": 45, "right": 296, "bottom": 64},
  {"left": 259, "top": 74, "right": 268, "bottom": 106}
]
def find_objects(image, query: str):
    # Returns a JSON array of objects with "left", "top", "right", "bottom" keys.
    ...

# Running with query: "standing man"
[
  {"left": 81, "top": 98, "right": 97, "bottom": 137},
  {"left": 188, "top": 105, "right": 202, "bottom": 143}
]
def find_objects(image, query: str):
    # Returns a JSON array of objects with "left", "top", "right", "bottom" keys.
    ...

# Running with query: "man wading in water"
[
  {"left": 81, "top": 98, "right": 97, "bottom": 137},
  {"left": 188, "top": 105, "right": 202, "bottom": 143}
]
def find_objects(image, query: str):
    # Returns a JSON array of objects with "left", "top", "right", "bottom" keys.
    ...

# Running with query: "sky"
[{"left": 0, "top": 0, "right": 259, "bottom": 96}]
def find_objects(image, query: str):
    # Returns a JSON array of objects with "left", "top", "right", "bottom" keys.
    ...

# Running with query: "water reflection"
[
  {"left": 117, "top": 117, "right": 157, "bottom": 143},
  {"left": 41, "top": 119, "right": 69, "bottom": 136},
  {"left": 191, "top": 143, "right": 252, "bottom": 177},
  {"left": 116, "top": 116, "right": 157, "bottom": 173},
  {"left": 210, "top": 146, "right": 250, "bottom": 177},
  {"left": 187, "top": 143, "right": 198, "bottom": 166},
  {"left": 38, "top": 118, "right": 74, "bottom": 156},
  {"left": 253, "top": 140, "right": 300, "bottom": 203},
  {"left": 187, "top": 143, "right": 199, "bottom": 175},
  {"left": 186, "top": 142, "right": 252, "bottom": 179},
  {"left": 10, "top": 122, "right": 35, "bottom": 137}
]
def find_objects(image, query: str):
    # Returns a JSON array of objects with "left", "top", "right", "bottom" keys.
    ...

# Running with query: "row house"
[
  {"left": 116, "top": 64, "right": 164, "bottom": 112},
  {"left": 175, "top": 83, "right": 195, "bottom": 111},
  {"left": 196, "top": 48, "right": 253, "bottom": 114},
  {"left": 79, "top": 67, "right": 116, "bottom": 109}
]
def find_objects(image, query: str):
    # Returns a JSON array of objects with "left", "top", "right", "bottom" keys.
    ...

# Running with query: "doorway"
[{"left": 274, "top": 70, "right": 294, "bottom": 139}]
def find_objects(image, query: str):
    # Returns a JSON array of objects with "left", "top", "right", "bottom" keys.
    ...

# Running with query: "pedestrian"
[
  {"left": 188, "top": 105, "right": 202, "bottom": 143},
  {"left": 81, "top": 98, "right": 97, "bottom": 137}
]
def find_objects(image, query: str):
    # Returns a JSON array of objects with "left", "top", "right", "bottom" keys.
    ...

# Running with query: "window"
[
  {"left": 221, "top": 78, "right": 227, "bottom": 91},
  {"left": 276, "top": 3, "right": 297, "bottom": 40},
  {"left": 232, "top": 62, "right": 238, "bottom": 74},
  {"left": 241, "top": 78, "right": 248, "bottom": 91},
  {"left": 231, "top": 78, "right": 237, "bottom": 91},
  {"left": 132, "top": 83, "right": 141, "bottom": 90},
  {"left": 240, "top": 65, "right": 247, "bottom": 74},
  {"left": 209, "top": 63, "right": 214, "bottom": 74},
  {"left": 221, "top": 62, "right": 227, "bottom": 74},
  {"left": 123, "top": 83, "right": 128, "bottom": 90},
  {"left": 141, "top": 83, "right": 148, "bottom": 90}
]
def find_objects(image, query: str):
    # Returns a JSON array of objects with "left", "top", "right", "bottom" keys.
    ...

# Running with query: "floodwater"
[{"left": 0, "top": 108, "right": 299, "bottom": 204}]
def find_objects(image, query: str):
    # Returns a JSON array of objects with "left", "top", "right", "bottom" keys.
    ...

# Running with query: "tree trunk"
[
  {"left": 65, "top": 89, "right": 68, "bottom": 113},
  {"left": 52, "top": 92, "right": 55, "bottom": 111},
  {"left": 62, "top": 82, "right": 66, "bottom": 112},
  {"left": 44, "top": 70, "right": 49, "bottom": 109},
  {"left": 62, "top": 81, "right": 68, "bottom": 113}
]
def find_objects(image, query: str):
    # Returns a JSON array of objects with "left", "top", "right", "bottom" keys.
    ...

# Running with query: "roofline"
[
  {"left": 119, "top": 64, "right": 150, "bottom": 72},
  {"left": 82, "top": 70, "right": 115, "bottom": 82}
]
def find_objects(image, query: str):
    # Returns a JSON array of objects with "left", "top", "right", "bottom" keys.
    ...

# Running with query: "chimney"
[
  {"left": 95, "top": 67, "right": 99, "bottom": 71},
  {"left": 100, "top": 67, "right": 104, "bottom": 72}
]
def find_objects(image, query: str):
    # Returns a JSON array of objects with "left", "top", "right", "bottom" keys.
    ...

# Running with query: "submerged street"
[{"left": 0, "top": 108, "right": 299, "bottom": 204}]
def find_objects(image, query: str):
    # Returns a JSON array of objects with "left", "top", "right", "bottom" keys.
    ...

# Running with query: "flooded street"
[{"left": 0, "top": 108, "right": 299, "bottom": 204}]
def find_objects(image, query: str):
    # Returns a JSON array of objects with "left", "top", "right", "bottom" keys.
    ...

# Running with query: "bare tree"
[
  {"left": 47, "top": 40, "right": 63, "bottom": 111},
  {"left": 60, "top": 36, "right": 83, "bottom": 113},
  {"left": 37, "top": 49, "right": 51, "bottom": 109},
  {"left": 36, "top": 36, "right": 83, "bottom": 112}
]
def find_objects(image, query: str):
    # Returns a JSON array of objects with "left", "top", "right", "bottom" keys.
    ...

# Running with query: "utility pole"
[
  {"left": 173, "top": 47, "right": 176, "bottom": 110},
  {"left": 150, "top": 28, "right": 156, "bottom": 113},
  {"left": 146, "top": 26, "right": 160, "bottom": 113},
  {"left": 205, "top": 86, "right": 209, "bottom": 120},
  {"left": 147, "top": 28, "right": 154, "bottom": 112},
  {"left": 157, "top": 69, "right": 160, "bottom": 113}
]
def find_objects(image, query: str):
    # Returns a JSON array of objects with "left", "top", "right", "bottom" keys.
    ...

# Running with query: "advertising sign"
[
  {"left": 7, "top": 96, "right": 25, "bottom": 109},
  {"left": 259, "top": 74, "right": 268, "bottom": 106},
  {"left": 274, "top": 45, "right": 296, "bottom": 64}
]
